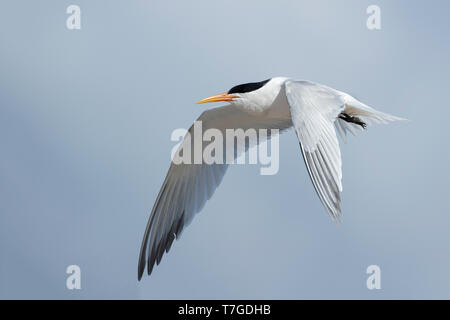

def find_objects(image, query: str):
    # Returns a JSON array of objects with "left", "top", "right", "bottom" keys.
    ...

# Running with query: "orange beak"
[{"left": 196, "top": 92, "right": 237, "bottom": 104}]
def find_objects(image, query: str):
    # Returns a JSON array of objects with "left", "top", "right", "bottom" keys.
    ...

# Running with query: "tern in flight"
[{"left": 138, "top": 77, "right": 404, "bottom": 280}]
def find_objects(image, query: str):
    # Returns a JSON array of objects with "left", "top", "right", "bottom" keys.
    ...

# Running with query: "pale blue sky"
[{"left": 1, "top": 0, "right": 450, "bottom": 299}]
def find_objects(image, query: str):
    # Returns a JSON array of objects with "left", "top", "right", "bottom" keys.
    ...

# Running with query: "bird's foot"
[{"left": 339, "top": 113, "right": 367, "bottom": 129}]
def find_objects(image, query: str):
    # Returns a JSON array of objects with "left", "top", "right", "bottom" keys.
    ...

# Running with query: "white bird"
[{"left": 138, "top": 77, "right": 404, "bottom": 280}]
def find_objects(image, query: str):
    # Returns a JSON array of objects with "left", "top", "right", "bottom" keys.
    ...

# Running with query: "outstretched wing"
[
  {"left": 138, "top": 105, "right": 290, "bottom": 279},
  {"left": 284, "top": 80, "right": 346, "bottom": 221}
]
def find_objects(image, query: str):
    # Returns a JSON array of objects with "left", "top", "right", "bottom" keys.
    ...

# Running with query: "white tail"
[{"left": 335, "top": 95, "right": 406, "bottom": 140}]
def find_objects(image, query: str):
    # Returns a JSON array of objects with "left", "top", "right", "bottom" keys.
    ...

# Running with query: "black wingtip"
[
  {"left": 138, "top": 263, "right": 144, "bottom": 281},
  {"left": 147, "top": 261, "right": 154, "bottom": 276}
]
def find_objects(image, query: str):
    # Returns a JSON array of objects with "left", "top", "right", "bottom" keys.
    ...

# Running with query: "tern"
[{"left": 138, "top": 77, "right": 404, "bottom": 280}]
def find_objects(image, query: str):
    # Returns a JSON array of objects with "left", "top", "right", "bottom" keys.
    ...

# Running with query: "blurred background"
[{"left": 1, "top": 0, "right": 449, "bottom": 299}]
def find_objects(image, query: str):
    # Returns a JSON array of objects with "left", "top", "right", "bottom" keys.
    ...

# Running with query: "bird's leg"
[{"left": 339, "top": 112, "right": 367, "bottom": 129}]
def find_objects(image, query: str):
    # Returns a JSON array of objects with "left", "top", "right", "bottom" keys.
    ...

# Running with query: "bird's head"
[{"left": 196, "top": 78, "right": 286, "bottom": 110}]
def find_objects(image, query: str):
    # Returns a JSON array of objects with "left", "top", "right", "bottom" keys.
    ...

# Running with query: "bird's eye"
[{"left": 228, "top": 79, "right": 271, "bottom": 94}]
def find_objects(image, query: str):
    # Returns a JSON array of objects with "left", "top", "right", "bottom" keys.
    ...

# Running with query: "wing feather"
[
  {"left": 285, "top": 80, "right": 345, "bottom": 221},
  {"left": 138, "top": 105, "right": 291, "bottom": 279}
]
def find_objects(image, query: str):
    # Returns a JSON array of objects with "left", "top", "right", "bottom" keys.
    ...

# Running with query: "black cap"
[{"left": 228, "top": 79, "right": 271, "bottom": 94}]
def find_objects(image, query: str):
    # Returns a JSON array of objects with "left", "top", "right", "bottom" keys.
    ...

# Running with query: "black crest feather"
[{"left": 228, "top": 79, "right": 271, "bottom": 94}]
